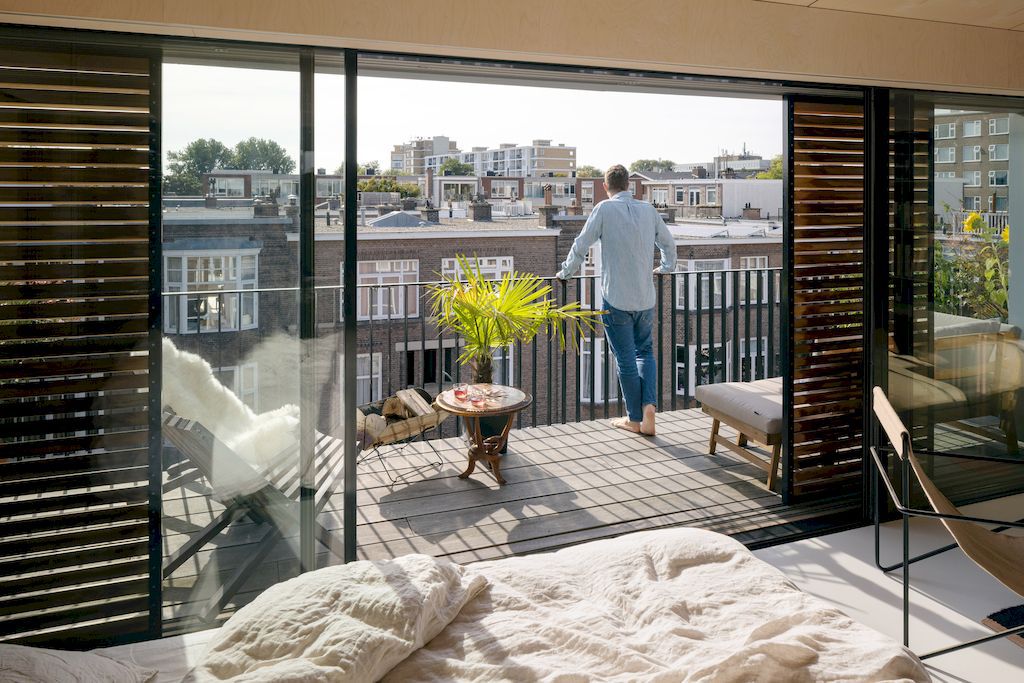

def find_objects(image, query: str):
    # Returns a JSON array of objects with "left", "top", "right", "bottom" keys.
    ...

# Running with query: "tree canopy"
[
  {"left": 357, "top": 176, "right": 421, "bottom": 198},
  {"left": 165, "top": 138, "right": 233, "bottom": 195},
  {"left": 164, "top": 137, "right": 297, "bottom": 195},
  {"left": 440, "top": 157, "right": 475, "bottom": 176},
  {"left": 228, "top": 137, "right": 295, "bottom": 174},
  {"left": 629, "top": 159, "right": 675, "bottom": 173},
  {"left": 333, "top": 161, "right": 383, "bottom": 176},
  {"left": 576, "top": 165, "right": 603, "bottom": 178},
  {"left": 754, "top": 155, "right": 783, "bottom": 179}
]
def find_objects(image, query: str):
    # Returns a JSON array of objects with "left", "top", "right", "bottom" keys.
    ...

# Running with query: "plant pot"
[{"left": 478, "top": 414, "right": 510, "bottom": 454}]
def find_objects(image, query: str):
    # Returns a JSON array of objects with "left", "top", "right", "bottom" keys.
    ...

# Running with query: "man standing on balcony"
[{"left": 556, "top": 164, "right": 676, "bottom": 435}]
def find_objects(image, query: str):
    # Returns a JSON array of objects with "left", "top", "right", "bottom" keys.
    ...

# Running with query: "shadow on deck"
[{"left": 161, "top": 408, "right": 859, "bottom": 629}]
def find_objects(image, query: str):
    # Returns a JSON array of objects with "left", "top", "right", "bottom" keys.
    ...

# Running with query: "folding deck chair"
[
  {"left": 162, "top": 411, "right": 345, "bottom": 623},
  {"left": 870, "top": 386, "right": 1024, "bottom": 660}
]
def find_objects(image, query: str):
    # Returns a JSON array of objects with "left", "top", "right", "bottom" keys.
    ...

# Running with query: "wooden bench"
[{"left": 694, "top": 378, "right": 783, "bottom": 491}]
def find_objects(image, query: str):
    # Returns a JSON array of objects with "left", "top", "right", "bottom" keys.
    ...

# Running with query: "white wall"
[
  {"left": 934, "top": 177, "right": 967, "bottom": 228},
  {"left": 721, "top": 179, "right": 783, "bottom": 219}
]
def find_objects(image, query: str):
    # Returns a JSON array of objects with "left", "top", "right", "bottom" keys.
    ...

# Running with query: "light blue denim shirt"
[{"left": 557, "top": 191, "right": 677, "bottom": 311}]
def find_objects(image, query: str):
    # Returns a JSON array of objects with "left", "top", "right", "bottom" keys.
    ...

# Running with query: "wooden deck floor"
[
  {"left": 162, "top": 408, "right": 858, "bottom": 629},
  {"left": 353, "top": 409, "right": 847, "bottom": 563},
  {"left": 161, "top": 409, "right": 1024, "bottom": 633}
]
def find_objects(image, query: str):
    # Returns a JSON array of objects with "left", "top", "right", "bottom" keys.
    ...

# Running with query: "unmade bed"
[{"left": 92, "top": 527, "right": 929, "bottom": 682}]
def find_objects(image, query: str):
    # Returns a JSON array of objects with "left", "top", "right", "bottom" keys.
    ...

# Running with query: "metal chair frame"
[{"left": 869, "top": 440, "right": 1024, "bottom": 660}]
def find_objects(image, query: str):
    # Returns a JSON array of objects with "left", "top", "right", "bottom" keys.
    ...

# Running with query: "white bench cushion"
[{"left": 695, "top": 378, "right": 783, "bottom": 436}]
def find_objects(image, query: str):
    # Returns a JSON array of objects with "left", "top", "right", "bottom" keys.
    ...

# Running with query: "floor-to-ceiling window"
[
  {"left": 887, "top": 91, "right": 1024, "bottom": 506},
  {"left": 0, "top": 24, "right": 884, "bottom": 646},
  {"left": 159, "top": 46, "right": 311, "bottom": 632}
]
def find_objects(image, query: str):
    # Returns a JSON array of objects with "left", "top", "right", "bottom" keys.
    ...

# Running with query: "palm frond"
[{"left": 427, "top": 254, "right": 604, "bottom": 365}]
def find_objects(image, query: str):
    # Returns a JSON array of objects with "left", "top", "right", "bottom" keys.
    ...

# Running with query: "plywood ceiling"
[{"left": 755, "top": 0, "right": 1024, "bottom": 30}]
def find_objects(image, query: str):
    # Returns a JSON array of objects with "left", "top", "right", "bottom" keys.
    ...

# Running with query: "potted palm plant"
[{"left": 428, "top": 255, "right": 602, "bottom": 437}]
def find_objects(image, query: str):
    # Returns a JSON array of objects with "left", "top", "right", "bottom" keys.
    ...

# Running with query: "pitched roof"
[
  {"left": 367, "top": 210, "right": 432, "bottom": 228},
  {"left": 630, "top": 170, "right": 696, "bottom": 181}
]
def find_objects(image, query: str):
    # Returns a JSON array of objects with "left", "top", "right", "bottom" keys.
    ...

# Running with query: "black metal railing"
[{"left": 161, "top": 268, "right": 782, "bottom": 440}]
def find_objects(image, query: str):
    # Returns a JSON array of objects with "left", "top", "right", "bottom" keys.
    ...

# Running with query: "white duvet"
[
  {"left": 187, "top": 527, "right": 929, "bottom": 682},
  {"left": 385, "top": 528, "right": 929, "bottom": 682}
]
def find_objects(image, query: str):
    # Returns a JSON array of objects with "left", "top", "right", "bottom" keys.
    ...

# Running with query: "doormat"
[{"left": 981, "top": 605, "right": 1024, "bottom": 649}]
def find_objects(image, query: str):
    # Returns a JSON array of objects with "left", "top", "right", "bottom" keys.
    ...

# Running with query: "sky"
[{"left": 163, "top": 63, "right": 783, "bottom": 173}]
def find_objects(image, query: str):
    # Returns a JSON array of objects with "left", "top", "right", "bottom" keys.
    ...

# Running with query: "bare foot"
[
  {"left": 611, "top": 417, "right": 641, "bottom": 433},
  {"left": 640, "top": 404, "right": 656, "bottom": 436}
]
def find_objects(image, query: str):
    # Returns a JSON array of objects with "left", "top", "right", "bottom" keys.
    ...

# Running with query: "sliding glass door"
[{"left": 885, "top": 90, "right": 1024, "bottom": 505}]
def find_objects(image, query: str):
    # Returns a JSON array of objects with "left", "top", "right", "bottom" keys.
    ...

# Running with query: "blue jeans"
[{"left": 602, "top": 301, "right": 657, "bottom": 423}]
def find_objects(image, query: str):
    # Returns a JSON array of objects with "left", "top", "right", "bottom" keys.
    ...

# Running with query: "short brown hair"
[{"left": 604, "top": 164, "right": 629, "bottom": 192}]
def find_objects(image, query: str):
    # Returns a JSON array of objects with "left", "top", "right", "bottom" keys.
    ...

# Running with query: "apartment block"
[
  {"left": 933, "top": 110, "right": 1012, "bottom": 213},
  {"left": 425, "top": 139, "right": 577, "bottom": 177},
  {"left": 391, "top": 136, "right": 460, "bottom": 174}
]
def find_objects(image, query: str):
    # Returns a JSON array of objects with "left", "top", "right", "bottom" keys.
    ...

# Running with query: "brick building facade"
[{"left": 163, "top": 201, "right": 782, "bottom": 440}]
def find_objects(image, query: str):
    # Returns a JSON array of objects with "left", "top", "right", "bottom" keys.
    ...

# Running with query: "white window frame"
[
  {"left": 164, "top": 250, "right": 259, "bottom": 334},
  {"left": 674, "top": 187, "right": 685, "bottom": 204},
  {"left": 737, "top": 337, "right": 771, "bottom": 382},
  {"left": 934, "top": 171, "right": 957, "bottom": 179},
  {"left": 578, "top": 246, "right": 602, "bottom": 310},
  {"left": 356, "top": 353, "right": 382, "bottom": 405},
  {"left": 316, "top": 178, "right": 341, "bottom": 196},
  {"left": 990, "top": 117, "right": 1010, "bottom": 135},
  {"left": 963, "top": 145, "right": 981, "bottom": 162},
  {"left": 989, "top": 170, "right": 1009, "bottom": 187},
  {"left": 441, "top": 256, "right": 513, "bottom": 281},
  {"left": 688, "top": 188, "right": 701, "bottom": 206},
  {"left": 994, "top": 195, "right": 1009, "bottom": 212},
  {"left": 651, "top": 188, "right": 668, "bottom": 205},
  {"left": 214, "top": 362, "right": 259, "bottom": 411},
  {"left": 963, "top": 170, "right": 981, "bottom": 187},
  {"left": 706, "top": 186, "right": 718, "bottom": 205},
  {"left": 212, "top": 177, "right": 245, "bottom": 197},
  {"left": 581, "top": 181, "right": 594, "bottom": 203},
  {"left": 967, "top": 196, "right": 982, "bottom": 211},
  {"left": 352, "top": 259, "right": 419, "bottom": 321},
  {"left": 934, "top": 146, "right": 955, "bottom": 164},
  {"left": 989, "top": 143, "right": 1010, "bottom": 161},
  {"left": 675, "top": 343, "right": 730, "bottom": 397},
  {"left": 580, "top": 338, "right": 619, "bottom": 402},
  {"left": 963, "top": 119, "right": 982, "bottom": 137},
  {"left": 934, "top": 122, "right": 956, "bottom": 139},
  {"left": 737, "top": 256, "right": 770, "bottom": 304},
  {"left": 489, "top": 179, "right": 518, "bottom": 199},
  {"left": 676, "top": 258, "right": 730, "bottom": 310}
]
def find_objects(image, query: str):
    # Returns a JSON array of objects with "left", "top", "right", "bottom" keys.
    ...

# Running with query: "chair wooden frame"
[
  {"left": 703, "top": 404, "right": 782, "bottom": 491},
  {"left": 162, "top": 412, "right": 345, "bottom": 623},
  {"left": 870, "top": 386, "right": 1024, "bottom": 660}
]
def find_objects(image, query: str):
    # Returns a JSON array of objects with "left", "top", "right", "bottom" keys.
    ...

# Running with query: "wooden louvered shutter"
[
  {"left": 0, "top": 45, "right": 158, "bottom": 646},
  {"left": 785, "top": 98, "right": 866, "bottom": 499},
  {"left": 890, "top": 95, "right": 935, "bottom": 445}
]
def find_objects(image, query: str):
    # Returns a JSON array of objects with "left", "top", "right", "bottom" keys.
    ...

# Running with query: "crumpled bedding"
[{"left": 383, "top": 528, "right": 929, "bottom": 683}]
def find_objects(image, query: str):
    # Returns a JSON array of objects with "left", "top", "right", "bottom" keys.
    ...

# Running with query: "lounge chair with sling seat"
[{"left": 870, "top": 386, "right": 1024, "bottom": 660}]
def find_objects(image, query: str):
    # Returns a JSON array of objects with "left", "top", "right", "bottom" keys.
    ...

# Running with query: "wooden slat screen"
[
  {"left": 0, "top": 45, "right": 154, "bottom": 646},
  {"left": 890, "top": 97, "right": 935, "bottom": 444},
  {"left": 789, "top": 99, "right": 866, "bottom": 498}
]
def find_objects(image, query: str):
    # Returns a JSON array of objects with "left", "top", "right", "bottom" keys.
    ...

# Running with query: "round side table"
[{"left": 435, "top": 384, "right": 532, "bottom": 486}]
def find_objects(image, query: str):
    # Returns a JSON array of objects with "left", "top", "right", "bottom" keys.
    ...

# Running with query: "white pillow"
[
  {"left": 0, "top": 643, "right": 156, "bottom": 682},
  {"left": 185, "top": 554, "right": 487, "bottom": 683}
]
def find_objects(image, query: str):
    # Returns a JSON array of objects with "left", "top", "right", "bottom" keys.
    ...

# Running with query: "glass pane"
[
  {"left": 161, "top": 47, "right": 305, "bottom": 632},
  {"left": 890, "top": 94, "right": 1024, "bottom": 508},
  {"left": 351, "top": 52, "right": 785, "bottom": 563}
]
